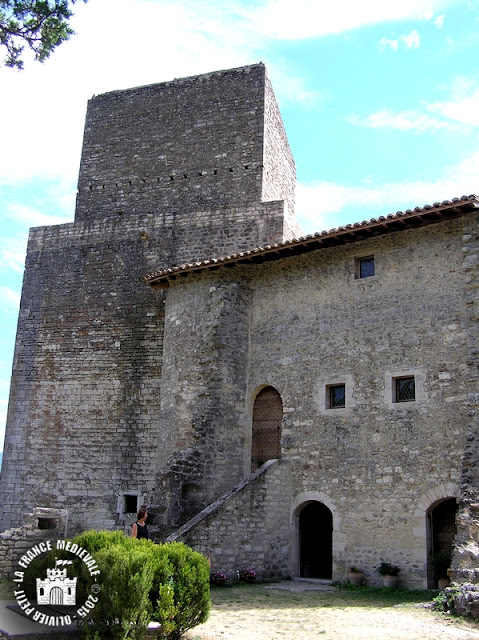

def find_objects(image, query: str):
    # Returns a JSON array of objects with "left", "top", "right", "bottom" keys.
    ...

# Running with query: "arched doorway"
[
  {"left": 49, "top": 587, "right": 64, "bottom": 605},
  {"left": 299, "top": 501, "right": 333, "bottom": 579},
  {"left": 251, "top": 386, "right": 282, "bottom": 471},
  {"left": 427, "top": 497, "right": 458, "bottom": 588}
]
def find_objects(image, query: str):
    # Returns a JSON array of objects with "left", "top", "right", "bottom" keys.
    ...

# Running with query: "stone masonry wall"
[
  {"left": 0, "top": 508, "right": 68, "bottom": 579},
  {"left": 75, "top": 64, "right": 297, "bottom": 224},
  {"left": 169, "top": 459, "right": 293, "bottom": 581},
  {"left": 240, "top": 215, "right": 472, "bottom": 589},
  {"left": 0, "top": 199, "right": 291, "bottom": 535},
  {"left": 450, "top": 213, "right": 479, "bottom": 584},
  {"left": 153, "top": 277, "right": 251, "bottom": 534},
  {"left": 262, "top": 70, "right": 297, "bottom": 229}
]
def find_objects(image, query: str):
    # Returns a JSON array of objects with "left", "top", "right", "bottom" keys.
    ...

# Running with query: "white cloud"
[
  {"left": 379, "top": 28, "right": 421, "bottom": 52},
  {"left": 399, "top": 29, "right": 421, "bottom": 48},
  {"left": 267, "top": 63, "right": 322, "bottom": 107},
  {"left": 245, "top": 0, "right": 452, "bottom": 40},
  {"left": 348, "top": 81, "right": 479, "bottom": 133},
  {"left": 0, "top": 235, "right": 28, "bottom": 273},
  {"left": 5, "top": 204, "right": 73, "bottom": 228},
  {"left": 348, "top": 109, "right": 463, "bottom": 132},
  {"left": 296, "top": 151, "right": 479, "bottom": 233},
  {"left": 434, "top": 14, "right": 445, "bottom": 27},
  {"left": 379, "top": 37, "right": 399, "bottom": 51},
  {"left": 428, "top": 90, "right": 479, "bottom": 127},
  {"left": 0, "top": 287, "right": 21, "bottom": 312}
]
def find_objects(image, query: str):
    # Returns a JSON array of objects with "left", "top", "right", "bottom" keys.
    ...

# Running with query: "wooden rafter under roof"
[{"left": 144, "top": 194, "right": 479, "bottom": 289}]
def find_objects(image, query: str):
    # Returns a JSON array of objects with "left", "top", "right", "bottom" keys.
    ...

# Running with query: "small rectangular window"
[
  {"left": 328, "top": 384, "right": 346, "bottom": 409},
  {"left": 37, "top": 518, "right": 57, "bottom": 530},
  {"left": 123, "top": 494, "right": 139, "bottom": 514},
  {"left": 357, "top": 256, "right": 375, "bottom": 279},
  {"left": 394, "top": 376, "right": 415, "bottom": 403}
]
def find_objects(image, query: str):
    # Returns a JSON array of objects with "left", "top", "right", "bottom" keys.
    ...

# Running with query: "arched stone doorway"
[
  {"left": 427, "top": 497, "right": 458, "bottom": 588},
  {"left": 299, "top": 501, "right": 333, "bottom": 579},
  {"left": 251, "top": 386, "right": 282, "bottom": 471}
]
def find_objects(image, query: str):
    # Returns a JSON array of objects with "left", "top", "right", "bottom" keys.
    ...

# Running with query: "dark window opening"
[
  {"left": 357, "top": 256, "right": 375, "bottom": 279},
  {"left": 395, "top": 376, "right": 415, "bottom": 402},
  {"left": 37, "top": 518, "right": 57, "bottom": 530},
  {"left": 328, "top": 384, "right": 345, "bottom": 409},
  {"left": 123, "top": 494, "right": 138, "bottom": 513}
]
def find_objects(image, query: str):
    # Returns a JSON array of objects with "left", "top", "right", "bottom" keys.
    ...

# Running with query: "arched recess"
[
  {"left": 297, "top": 501, "right": 333, "bottom": 579},
  {"left": 426, "top": 497, "right": 458, "bottom": 589},
  {"left": 251, "top": 386, "right": 282, "bottom": 471}
]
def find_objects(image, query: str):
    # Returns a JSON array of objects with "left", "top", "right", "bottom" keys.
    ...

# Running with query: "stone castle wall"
[
  {"left": 157, "top": 213, "right": 475, "bottom": 588},
  {"left": 1, "top": 63, "right": 477, "bottom": 592},
  {"left": 0, "top": 64, "right": 299, "bottom": 535},
  {"left": 169, "top": 460, "right": 293, "bottom": 581},
  {"left": 451, "top": 213, "right": 479, "bottom": 584},
  {"left": 75, "top": 64, "right": 295, "bottom": 222}
]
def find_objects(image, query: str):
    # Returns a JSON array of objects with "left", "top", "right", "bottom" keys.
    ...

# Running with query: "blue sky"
[{"left": 1, "top": 0, "right": 479, "bottom": 449}]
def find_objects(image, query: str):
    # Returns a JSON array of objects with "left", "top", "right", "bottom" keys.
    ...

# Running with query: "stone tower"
[{"left": 0, "top": 63, "right": 300, "bottom": 534}]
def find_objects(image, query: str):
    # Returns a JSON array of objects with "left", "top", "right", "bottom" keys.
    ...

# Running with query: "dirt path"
[{"left": 184, "top": 583, "right": 479, "bottom": 640}]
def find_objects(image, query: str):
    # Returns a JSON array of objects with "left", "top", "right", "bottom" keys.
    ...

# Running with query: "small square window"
[
  {"left": 357, "top": 256, "right": 375, "bottom": 279},
  {"left": 394, "top": 376, "right": 415, "bottom": 403},
  {"left": 328, "top": 384, "right": 346, "bottom": 409}
]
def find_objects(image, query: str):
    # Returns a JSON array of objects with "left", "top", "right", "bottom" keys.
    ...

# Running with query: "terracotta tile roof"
[{"left": 144, "top": 194, "right": 479, "bottom": 288}]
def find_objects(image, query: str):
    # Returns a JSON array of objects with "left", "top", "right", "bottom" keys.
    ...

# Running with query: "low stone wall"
[
  {"left": 167, "top": 459, "right": 293, "bottom": 581},
  {"left": 453, "top": 585, "right": 479, "bottom": 619},
  {"left": 0, "top": 508, "right": 68, "bottom": 578}
]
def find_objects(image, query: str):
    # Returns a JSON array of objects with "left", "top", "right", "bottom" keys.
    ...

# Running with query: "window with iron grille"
[
  {"left": 328, "top": 383, "right": 346, "bottom": 409},
  {"left": 394, "top": 376, "right": 415, "bottom": 402},
  {"left": 357, "top": 255, "right": 375, "bottom": 279}
]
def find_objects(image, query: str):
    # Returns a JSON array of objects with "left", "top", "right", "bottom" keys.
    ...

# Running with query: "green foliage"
[
  {"left": 432, "top": 586, "right": 460, "bottom": 615},
  {"left": 72, "top": 530, "right": 211, "bottom": 640},
  {"left": 376, "top": 562, "right": 400, "bottom": 576},
  {"left": 150, "top": 542, "right": 211, "bottom": 640},
  {"left": 80, "top": 544, "right": 153, "bottom": 640},
  {"left": 72, "top": 529, "right": 127, "bottom": 554},
  {"left": 0, "top": 0, "right": 87, "bottom": 69}
]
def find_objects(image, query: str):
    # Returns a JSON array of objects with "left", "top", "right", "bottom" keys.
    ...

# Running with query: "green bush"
[
  {"left": 80, "top": 543, "right": 153, "bottom": 640},
  {"left": 150, "top": 542, "right": 211, "bottom": 639},
  {"left": 71, "top": 531, "right": 210, "bottom": 640}
]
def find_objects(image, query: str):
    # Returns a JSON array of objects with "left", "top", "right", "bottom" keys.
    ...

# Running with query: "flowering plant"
[
  {"left": 210, "top": 571, "right": 227, "bottom": 586},
  {"left": 376, "top": 562, "right": 400, "bottom": 576},
  {"left": 349, "top": 566, "right": 363, "bottom": 573},
  {"left": 239, "top": 569, "right": 256, "bottom": 583}
]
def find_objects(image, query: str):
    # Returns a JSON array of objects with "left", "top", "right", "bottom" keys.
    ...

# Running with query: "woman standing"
[{"left": 131, "top": 508, "right": 149, "bottom": 540}]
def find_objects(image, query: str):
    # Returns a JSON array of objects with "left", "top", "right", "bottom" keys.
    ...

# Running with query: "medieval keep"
[{"left": 0, "top": 63, "right": 478, "bottom": 590}]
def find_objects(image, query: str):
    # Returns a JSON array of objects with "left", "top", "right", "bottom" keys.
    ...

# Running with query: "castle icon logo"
[
  {"left": 13, "top": 539, "right": 101, "bottom": 627},
  {"left": 36, "top": 559, "right": 77, "bottom": 605}
]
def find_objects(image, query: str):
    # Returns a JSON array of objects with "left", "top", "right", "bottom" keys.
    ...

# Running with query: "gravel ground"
[{"left": 184, "top": 581, "right": 479, "bottom": 640}]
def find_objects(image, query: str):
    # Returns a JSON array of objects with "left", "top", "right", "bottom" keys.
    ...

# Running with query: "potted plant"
[
  {"left": 376, "top": 562, "right": 400, "bottom": 587},
  {"left": 348, "top": 566, "right": 364, "bottom": 586}
]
